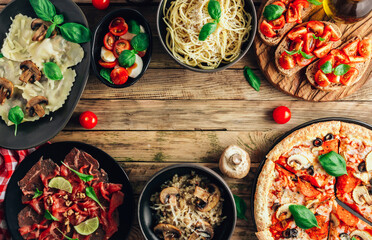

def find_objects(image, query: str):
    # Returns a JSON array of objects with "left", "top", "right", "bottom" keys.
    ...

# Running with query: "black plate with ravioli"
[
  {"left": 0, "top": 0, "right": 90, "bottom": 150},
  {"left": 4, "top": 141, "right": 135, "bottom": 240}
]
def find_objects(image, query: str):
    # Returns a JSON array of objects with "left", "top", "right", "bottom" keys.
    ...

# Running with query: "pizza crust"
[
  {"left": 256, "top": 230, "right": 275, "bottom": 240},
  {"left": 340, "top": 122, "right": 372, "bottom": 145}
]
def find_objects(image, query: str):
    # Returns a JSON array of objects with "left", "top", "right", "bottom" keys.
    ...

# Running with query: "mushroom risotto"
[{"left": 150, "top": 173, "right": 225, "bottom": 240}]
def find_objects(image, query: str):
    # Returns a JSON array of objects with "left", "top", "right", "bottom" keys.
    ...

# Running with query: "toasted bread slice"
[
  {"left": 275, "top": 21, "right": 342, "bottom": 76},
  {"left": 258, "top": 0, "right": 319, "bottom": 46},
  {"left": 306, "top": 36, "right": 372, "bottom": 91}
]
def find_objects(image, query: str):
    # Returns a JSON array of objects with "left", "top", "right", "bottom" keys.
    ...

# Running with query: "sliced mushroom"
[
  {"left": 339, "top": 233, "right": 350, "bottom": 240},
  {"left": 31, "top": 18, "right": 56, "bottom": 41},
  {"left": 353, "top": 171, "right": 372, "bottom": 184},
  {"left": 352, "top": 186, "right": 372, "bottom": 205},
  {"left": 311, "top": 146, "right": 323, "bottom": 154},
  {"left": 275, "top": 203, "right": 292, "bottom": 220},
  {"left": 196, "top": 184, "right": 221, "bottom": 212},
  {"left": 0, "top": 78, "right": 14, "bottom": 105},
  {"left": 366, "top": 151, "right": 372, "bottom": 172},
  {"left": 219, "top": 145, "right": 250, "bottom": 179},
  {"left": 154, "top": 223, "right": 181, "bottom": 240},
  {"left": 26, "top": 96, "right": 48, "bottom": 117},
  {"left": 305, "top": 199, "right": 319, "bottom": 211},
  {"left": 330, "top": 213, "right": 339, "bottom": 227},
  {"left": 350, "top": 230, "right": 372, "bottom": 240},
  {"left": 194, "top": 186, "right": 210, "bottom": 203},
  {"left": 287, "top": 154, "right": 310, "bottom": 170},
  {"left": 160, "top": 187, "right": 179, "bottom": 206},
  {"left": 19, "top": 60, "right": 42, "bottom": 83}
]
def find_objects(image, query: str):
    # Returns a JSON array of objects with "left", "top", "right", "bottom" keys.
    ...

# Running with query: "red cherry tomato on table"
[
  {"left": 110, "top": 67, "right": 129, "bottom": 85},
  {"left": 273, "top": 106, "right": 291, "bottom": 124},
  {"left": 92, "top": 0, "right": 110, "bottom": 10},
  {"left": 79, "top": 111, "right": 98, "bottom": 129}
]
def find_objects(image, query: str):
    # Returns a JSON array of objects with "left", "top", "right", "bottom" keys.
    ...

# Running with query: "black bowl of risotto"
[
  {"left": 138, "top": 164, "right": 237, "bottom": 240},
  {"left": 157, "top": 0, "right": 257, "bottom": 72}
]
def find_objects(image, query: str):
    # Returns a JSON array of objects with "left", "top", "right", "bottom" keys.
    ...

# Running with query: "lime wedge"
[
  {"left": 48, "top": 176, "right": 72, "bottom": 193},
  {"left": 74, "top": 217, "right": 99, "bottom": 236}
]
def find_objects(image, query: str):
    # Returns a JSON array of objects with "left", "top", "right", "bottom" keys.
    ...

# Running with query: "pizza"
[{"left": 254, "top": 121, "right": 372, "bottom": 240}]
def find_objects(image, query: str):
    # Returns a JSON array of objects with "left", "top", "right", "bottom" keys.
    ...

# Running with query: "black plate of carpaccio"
[
  {"left": 0, "top": 0, "right": 91, "bottom": 150},
  {"left": 4, "top": 142, "right": 135, "bottom": 240}
]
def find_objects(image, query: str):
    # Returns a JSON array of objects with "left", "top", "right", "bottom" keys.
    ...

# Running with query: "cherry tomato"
[
  {"left": 272, "top": 1, "right": 286, "bottom": 9},
  {"left": 293, "top": 0, "right": 309, "bottom": 9},
  {"left": 313, "top": 43, "right": 332, "bottom": 58},
  {"left": 358, "top": 39, "right": 372, "bottom": 58},
  {"left": 316, "top": 30, "right": 331, "bottom": 48},
  {"left": 342, "top": 39, "right": 359, "bottom": 57},
  {"left": 79, "top": 111, "right": 98, "bottom": 129},
  {"left": 260, "top": 20, "right": 276, "bottom": 38},
  {"left": 307, "top": 21, "right": 324, "bottom": 36},
  {"left": 113, "top": 39, "right": 131, "bottom": 58},
  {"left": 330, "top": 49, "right": 350, "bottom": 64},
  {"left": 292, "top": 0, "right": 308, "bottom": 23},
  {"left": 110, "top": 67, "right": 129, "bottom": 85},
  {"left": 315, "top": 70, "right": 330, "bottom": 87},
  {"left": 280, "top": 0, "right": 290, "bottom": 4},
  {"left": 287, "top": 26, "right": 307, "bottom": 40},
  {"left": 340, "top": 67, "right": 358, "bottom": 86},
  {"left": 349, "top": 55, "right": 365, "bottom": 63},
  {"left": 318, "top": 54, "right": 335, "bottom": 69},
  {"left": 98, "top": 59, "right": 117, "bottom": 68},
  {"left": 137, "top": 50, "right": 146, "bottom": 58},
  {"left": 109, "top": 17, "right": 128, "bottom": 36},
  {"left": 286, "top": 5, "right": 298, "bottom": 23},
  {"left": 279, "top": 52, "right": 296, "bottom": 69},
  {"left": 289, "top": 38, "right": 304, "bottom": 52},
  {"left": 273, "top": 106, "right": 291, "bottom": 124},
  {"left": 92, "top": 0, "right": 109, "bottom": 10},
  {"left": 324, "top": 25, "right": 340, "bottom": 41},
  {"left": 296, "top": 53, "right": 313, "bottom": 66},
  {"left": 326, "top": 72, "right": 340, "bottom": 83},
  {"left": 269, "top": 15, "right": 285, "bottom": 30},
  {"left": 303, "top": 33, "right": 316, "bottom": 54},
  {"left": 103, "top": 32, "right": 116, "bottom": 51}
]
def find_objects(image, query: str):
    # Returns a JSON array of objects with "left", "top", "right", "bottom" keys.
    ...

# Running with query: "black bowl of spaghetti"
[{"left": 157, "top": 0, "right": 257, "bottom": 72}]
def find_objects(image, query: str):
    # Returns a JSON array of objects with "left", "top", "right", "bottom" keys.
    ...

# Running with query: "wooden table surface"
[{"left": 2, "top": 0, "right": 372, "bottom": 239}]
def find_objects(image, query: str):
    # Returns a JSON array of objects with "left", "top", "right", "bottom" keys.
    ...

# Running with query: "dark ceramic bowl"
[
  {"left": 0, "top": 0, "right": 90, "bottom": 150},
  {"left": 138, "top": 164, "right": 236, "bottom": 240},
  {"left": 157, "top": 0, "right": 257, "bottom": 73},
  {"left": 5, "top": 141, "right": 135, "bottom": 240},
  {"left": 91, "top": 8, "right": 152, "bottom": 88}
]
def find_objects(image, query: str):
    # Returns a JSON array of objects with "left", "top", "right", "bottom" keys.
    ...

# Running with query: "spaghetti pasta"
[{"left": 163, "top": 0, "right": 252, "bottom": 69}]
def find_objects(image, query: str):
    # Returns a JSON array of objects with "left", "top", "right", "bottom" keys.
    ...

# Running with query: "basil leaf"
[
  {"left": 128, "top": 19, "right": 140, "bottom": 34},
  {"left": 62, "top": 162, "right": 94, "bottom": 182},
  {"left": 299, "top": 50, "right": 314, "bottom": 59},
  {"left": 244, "top": 66, "right": 261, "bottom": 91},
  {"left": 307, "top": 0, "right": 323, "bottom": 5},
  {"left": 56, "top": 228, "right": 78, "bottom": 240},
  {"left": 334, "top": 64, "right": 351, "bottom": 76},
  {"left": 43, "top": 62, "right": 63, "bottom": 80},
  {"left": 313, "top": 34, "right": 325, "bottom": 41},
  {"left": 208, "top": 0, "right": 221, "bottom": 21},
  {"left": 44, "top": 209, "right": 59, "bottom": 221},
  {"left": 131, "top": 33, "right": 149, "bottom": 52},
  {"left": 60, "top": 23, "right": 92, "bottom": 44},
  {"left": 263, "top": 4, "right": 285, "bottom": 21},
  {"left": 45, "top": 23, "right": 56, "bottom": 39},
  {"left": 118, "top": 50, "right": 136, "bottom": 68},
  {"left": 199, "top": 22, "right": 217, "bottom": 41},
  {"left": 285, "top": 48, "right": 299, "bottom": 55},
  {"left": 233, "top": 195, "right": 248, "bottom": 221},
  {"left": 320, "top": 61, "right": 333, "bottom": 74},
  {"left": 8, "top": 106, "right": 24, "bottom": 136},
  {"left": 0, "top": 53, "right": 3, "bottom": 58},
  {"left": 29, "top": 0, "right": 56, "bottom": 22},
  {"left": 318, "top": 151, "right": 347, "bottom": 176},
  {"left": 86, "top": 187, "right": 103, "bottom": 209},
  {"left": 53, "top": 14, "right": 64, "bottom": 25},
  {"left": 33, "top": 188, "right": 43, "bottom": 199},
  {"left": 351, "top": 237, "right": 357, "bottom": 240},
  {"left": 100, "top": 69, "right": 113, "bottom": 84},
  {"left": 289, "top": 205, "right": 319, "bottom": 229}
]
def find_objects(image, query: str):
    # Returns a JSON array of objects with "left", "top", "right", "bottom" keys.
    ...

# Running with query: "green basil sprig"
[
  {"left": 8, "top": 106, "right": 24, "bottom": 136},
  {"left": 307, "top": 0, "right": 323, "bottom": 6},
  {"left": 320, "top": 62, "right": 351, "bottom": 76},
  {"left": 119, "top": 50, "right": 137, "bottom": 68},
  {"left": 234, "top": 195, "right": 248, "bottom": 221},
  {"left": 30, "top": 0, "right": 56, "bottom": 22},
  {"left": 118, "top": 34, "right": 149, "bottom": 68},
  {"left": 244, "top": 66, "right": 261, "bottom": 91},
  {"left": 199, "top": 0, "right": 221, "bottom": 41},
  {"left": 100, "top": 69, "right": 113, "bottom": 84},
  {"left": 0, "top": 53, "right": 3, "bottom": 58},
  {"left": 263, "top": 4, "right": 285, "bottom": 21},
  {"left": 289, "top": 205, "right": 319, "bottom": 229},
  {"left": 285, "top": 47, "right": 314, "bottom": 60},
  {"left": 53, "top": 14, "right": 64, "bottom": 25},
  {"left": 128, "top": 19, "right": 140, "bottom": 34},
  {"left": 33, "top": 188, "right": 43, "bottom": 199},
  {"left": 43, "top": 62, "right": 63, "bottom": 80},
  {"left": 320, "top": 61, "right": 333, "bottom": 74},
  {"left": 62, "top": 162, "right": 94, "bottom": 182},
  {"left": 56, "top": 228, "right": 78, "bottom": 240},
  {"left": 45, "top": 23, "right": 56, "bottom": 39},
  {"left": 318, "top": 151, "right": 347, "bottom": 176},
  {"left": 86, "top": 186, "right": 104, "bottom": 209},
  {"left": 44, "top": 209, "right": 59, "bottom": 221},
  {"left": 313, "top": 34, "right": 325, "bottom": 42},
  {"left": 59, "top": 23, "right": 91, "bottom": 44}
]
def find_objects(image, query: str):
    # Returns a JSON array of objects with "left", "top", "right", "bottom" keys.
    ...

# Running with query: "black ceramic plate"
[
  {"left": 138, "top": 164, "right": 236, "bottom": 240},
  {"left": 156, "top": 0, "right": 257, "bottom": 73},
  {"left": 0, "top": 0, "right": 90, "bottom": 150},
  {"left": 91, "top": 8, "right": 152, "bottom": 88},
  {"left": 4, "top": 141, "right": 135, "bottom": 240},
  {"left": 250, "top": 117, "right": 372, "bottom": 230}
]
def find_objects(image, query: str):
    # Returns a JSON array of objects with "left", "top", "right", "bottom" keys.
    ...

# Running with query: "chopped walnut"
[
  {"left": 64, "top": 219, "right": 71, "bottom": 233},
  {"left": 84, "top": 208, "right": 87, "bottom": 211},
  {"left": 75, "top": 212, "right": 80, "bottom": 216},
  {"left": 67, "top": 209, "right": 74, "bottom": 216},
  {"left": 63, "top": 212, "right": 68, "bottom": 218},
  {"left": 76, "top": 192, "right": 86, "bottom": 199},
  {"left": 46, "top": 196, "right": 53, "bottom": 206},
  {"left": 63, "top": 195, "right": 68, "bottom": 200}
]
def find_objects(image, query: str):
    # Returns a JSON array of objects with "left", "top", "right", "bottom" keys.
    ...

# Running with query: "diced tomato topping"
[
  {"left": 296, "top": 53, "right": 313, "bottom": 66},
  {"left": 260, "top": 20, "right": 277, "bottom": 38},
  {"left": 327, "top": 73, "right": 340, "bottom": 83},
  {"left": 330, "top": 49, "right": 350, "bottom": 64},
  {"left": 334, "top": 202, "right": 359, "bottom": 227},
  {"left": 292, "top": 0, "right": 308, "bottom": 23},
  {"left": 340, "top": 67, "right": 358, "bottom": 86},
  {"left": 313, "top": 43, "right": 332, "bottom": 58},
  {"left": 304, "top": 33, "right": 316, "bottom": 54},
  {"left": 305, "top": 215, "right": 328, "bottom": 240},
  {"left": 315, "top": 70, "right": 330, "bottom": 87},
  {"left": 337, "top": 167, "right": 361, "bottom": 194},
  {"left": 307, "top": 21, "right": 324, "bottom": 36},
  {"left": 358, "top": 39, "right": 372, "bottom": 58},
  {"left": 286, "top": 5, "right": 299, "bottom": 23},
  {"left": 298, "top": 178, "right": 321, "bottom": 198},
  {"left": 349, "top": 56, "right": 366, "bottom": 63},
  {"left": 287, "top": 26, "right": 307, "bottom": 40},
  {"left": 320, "top": 139, "right": 339, "bottom": 154},
  {"left": 289, "top": 38, "right": 304, "bottom": 52},
  {"left": 272, "top": 1, "right": 286, "bottom": 9},
  {"left": 324, "top": 25, "right": 340, "bottom": 41},
  {"left": 270, "top": 15, "right": 286, "bottom": 30},
  {"left": 318, "top": 54, "right": 335, "bottom": 69},
  {"left": 316, "top": 31, "right": 331, "bottom": 48},
  {"left": 279, "top": 52, "right": 296, "bottom": 69},
  {"left": 342, "top": 39, "right": 360, "bottom": 57}
]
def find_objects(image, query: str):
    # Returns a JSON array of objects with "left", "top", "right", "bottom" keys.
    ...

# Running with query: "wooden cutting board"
[{"left": 254, "top": 4, "right": 372, "bottom": 102}]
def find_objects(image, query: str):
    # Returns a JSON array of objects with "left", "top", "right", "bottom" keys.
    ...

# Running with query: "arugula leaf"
[
  {"left": 44, "top": 209, "right": 59, "bottom": 221},
  {"left": 334, "top": 64, "right": 351, "bottom": 76},
  {"left": 234, "top": 195, "right": 248, "bottom": 221},
  {"left": 320, "top": 61, "right": 333, "bottom": 74},
  {"left": 61, "top": 162, "right": 94, "bottom": 182},
  {"left": 8, "top": 106, "right": 24, "bottom": 136},
  {"left": 244, "top": 66, "right": 261, "bottom": 91},
  {"left": 307, "top": 0, "right": 322, "bottom": 6},
  {"left": 33, "top": 188, "right": 43, "bottom": 199},
  {"left": 289, "top": 205, "right": 319, "bottom": 229},
  {"left": 318, "top": 151, "right": 347, "bottom": 177},
  {"left": 85, "top": 187, "right": 103, "bottom": 209}
]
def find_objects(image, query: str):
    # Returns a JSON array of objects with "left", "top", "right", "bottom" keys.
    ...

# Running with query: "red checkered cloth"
[{"left": 0, "top": 147, "right": 39, "bottom": 240}]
